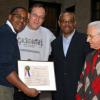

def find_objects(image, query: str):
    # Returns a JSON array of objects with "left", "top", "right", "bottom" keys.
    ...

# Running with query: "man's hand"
[
  {"left": 6, "top": 71, "right": 40, "bottom": 97},
  {"left": 24, "top": 88, "right": 39, "bottom": 97}
]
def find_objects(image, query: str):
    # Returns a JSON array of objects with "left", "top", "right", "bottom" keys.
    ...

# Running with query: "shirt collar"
[
  {"left": 63, "top": 29, "right": 75, "bottom": 40},
  {"left": 6, "top": 20, "right": 16, "bottom": 34}
]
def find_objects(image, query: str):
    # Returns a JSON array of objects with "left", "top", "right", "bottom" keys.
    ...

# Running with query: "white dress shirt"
[{"left": 63, "top": 30, "right": 75, "bottom": 56}]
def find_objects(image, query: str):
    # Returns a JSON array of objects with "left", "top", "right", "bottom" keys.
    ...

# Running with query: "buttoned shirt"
[{"left": 63, "top": 30, "right": 75, "bottom": 56}]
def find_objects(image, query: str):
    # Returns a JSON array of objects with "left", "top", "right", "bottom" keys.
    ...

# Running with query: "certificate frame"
[{"left": 18, "top": 60, "right": 56, "bottom": 91}]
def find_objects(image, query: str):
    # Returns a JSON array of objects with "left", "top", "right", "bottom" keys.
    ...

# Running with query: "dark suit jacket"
[
  {"left": 0, "top": 23, "right": 20, "bottom": 87},
  {"left": 49, "top": 30, "right": 92, "bottom": 100}
]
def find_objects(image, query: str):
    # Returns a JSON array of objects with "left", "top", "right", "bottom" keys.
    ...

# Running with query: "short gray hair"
[{"left": 88, "top": 21, "right": 100, "bottom": 33}]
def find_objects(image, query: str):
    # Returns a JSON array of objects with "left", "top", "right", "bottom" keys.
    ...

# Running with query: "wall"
[
  {"left": 33, "top": 0, "right": 62, "bottom": 3},
  {"left": 76, "top": 0, "right": 91, "bottom": 32},
  {"left": 29, "top": 0, "right": 91, "bottom": 32},
  {"left": 0, "top": 0, "right": 28, "bottom": 25},
  {"left": 0, "top": 0, "right": 91, "bottom": 33},
  {"left": 62, "top": 0, "right": 91, "bottom": 32}
]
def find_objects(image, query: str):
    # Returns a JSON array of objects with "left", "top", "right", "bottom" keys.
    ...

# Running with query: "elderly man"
[{"left": 76, "top": 21, "right": 100, "bottom": 100}]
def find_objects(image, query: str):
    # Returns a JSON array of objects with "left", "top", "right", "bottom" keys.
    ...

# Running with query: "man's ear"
[
  {"left": 58, "top": 20, "right": 60, "bottom": 27},
  {"left": 74, "top": 21, "right": 77, "bottom": 28},
  {"left": 8, "top": 14, "right": 12, "bottom": 20},
  {"left": 28, "top": 13, "right": 30, "bottom": 19}
]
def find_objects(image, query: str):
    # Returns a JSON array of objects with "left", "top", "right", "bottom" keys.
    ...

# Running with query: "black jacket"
[{"left": 49, "top": 30, "right": 92, "bottom": 100}]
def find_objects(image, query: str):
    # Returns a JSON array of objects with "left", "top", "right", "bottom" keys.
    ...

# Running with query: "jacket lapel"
[
  {"left": 65, "top": 31, "right": 77, "bottom": 59},
  {"left": 58, "top": 36, "right": 66, "bottom": 59}
]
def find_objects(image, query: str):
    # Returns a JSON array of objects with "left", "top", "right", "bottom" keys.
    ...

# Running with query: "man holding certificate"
[
  {"left": 0, "top": 7, "right": 39, "bottom": 100},
  {"left": 15, "top": 2, "right": 55, "bottom": 100}
]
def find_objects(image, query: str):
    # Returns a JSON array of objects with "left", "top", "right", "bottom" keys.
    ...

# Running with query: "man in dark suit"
[
  {"left": 49, "top": 6, "right": 92, "bottom": 100},
  {"left": 0, "top": 7, "right": 39, "bottom": 100}
]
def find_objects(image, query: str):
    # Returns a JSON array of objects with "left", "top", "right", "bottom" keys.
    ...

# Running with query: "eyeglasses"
[
  {"left": 30, "top": 13, "right": 45, "bottom": 20},
  {"left": 12, "top": 14, "right": 27, "bottom": 22},
  {"left": 87, "top": 33, "right": 100, "bottom": 39},
  {"left": 60, "top": 20, "right": 74, "bottom": 24}
]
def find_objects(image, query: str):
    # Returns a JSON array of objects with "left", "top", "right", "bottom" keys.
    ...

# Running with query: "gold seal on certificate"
[{"left": 18, "top": 60, "right": 56, "bottom": 91}]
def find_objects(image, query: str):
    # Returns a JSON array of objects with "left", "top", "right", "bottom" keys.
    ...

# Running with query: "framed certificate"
[{"left": 18, "top": 60, "right": 56, "bottom": 91}]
